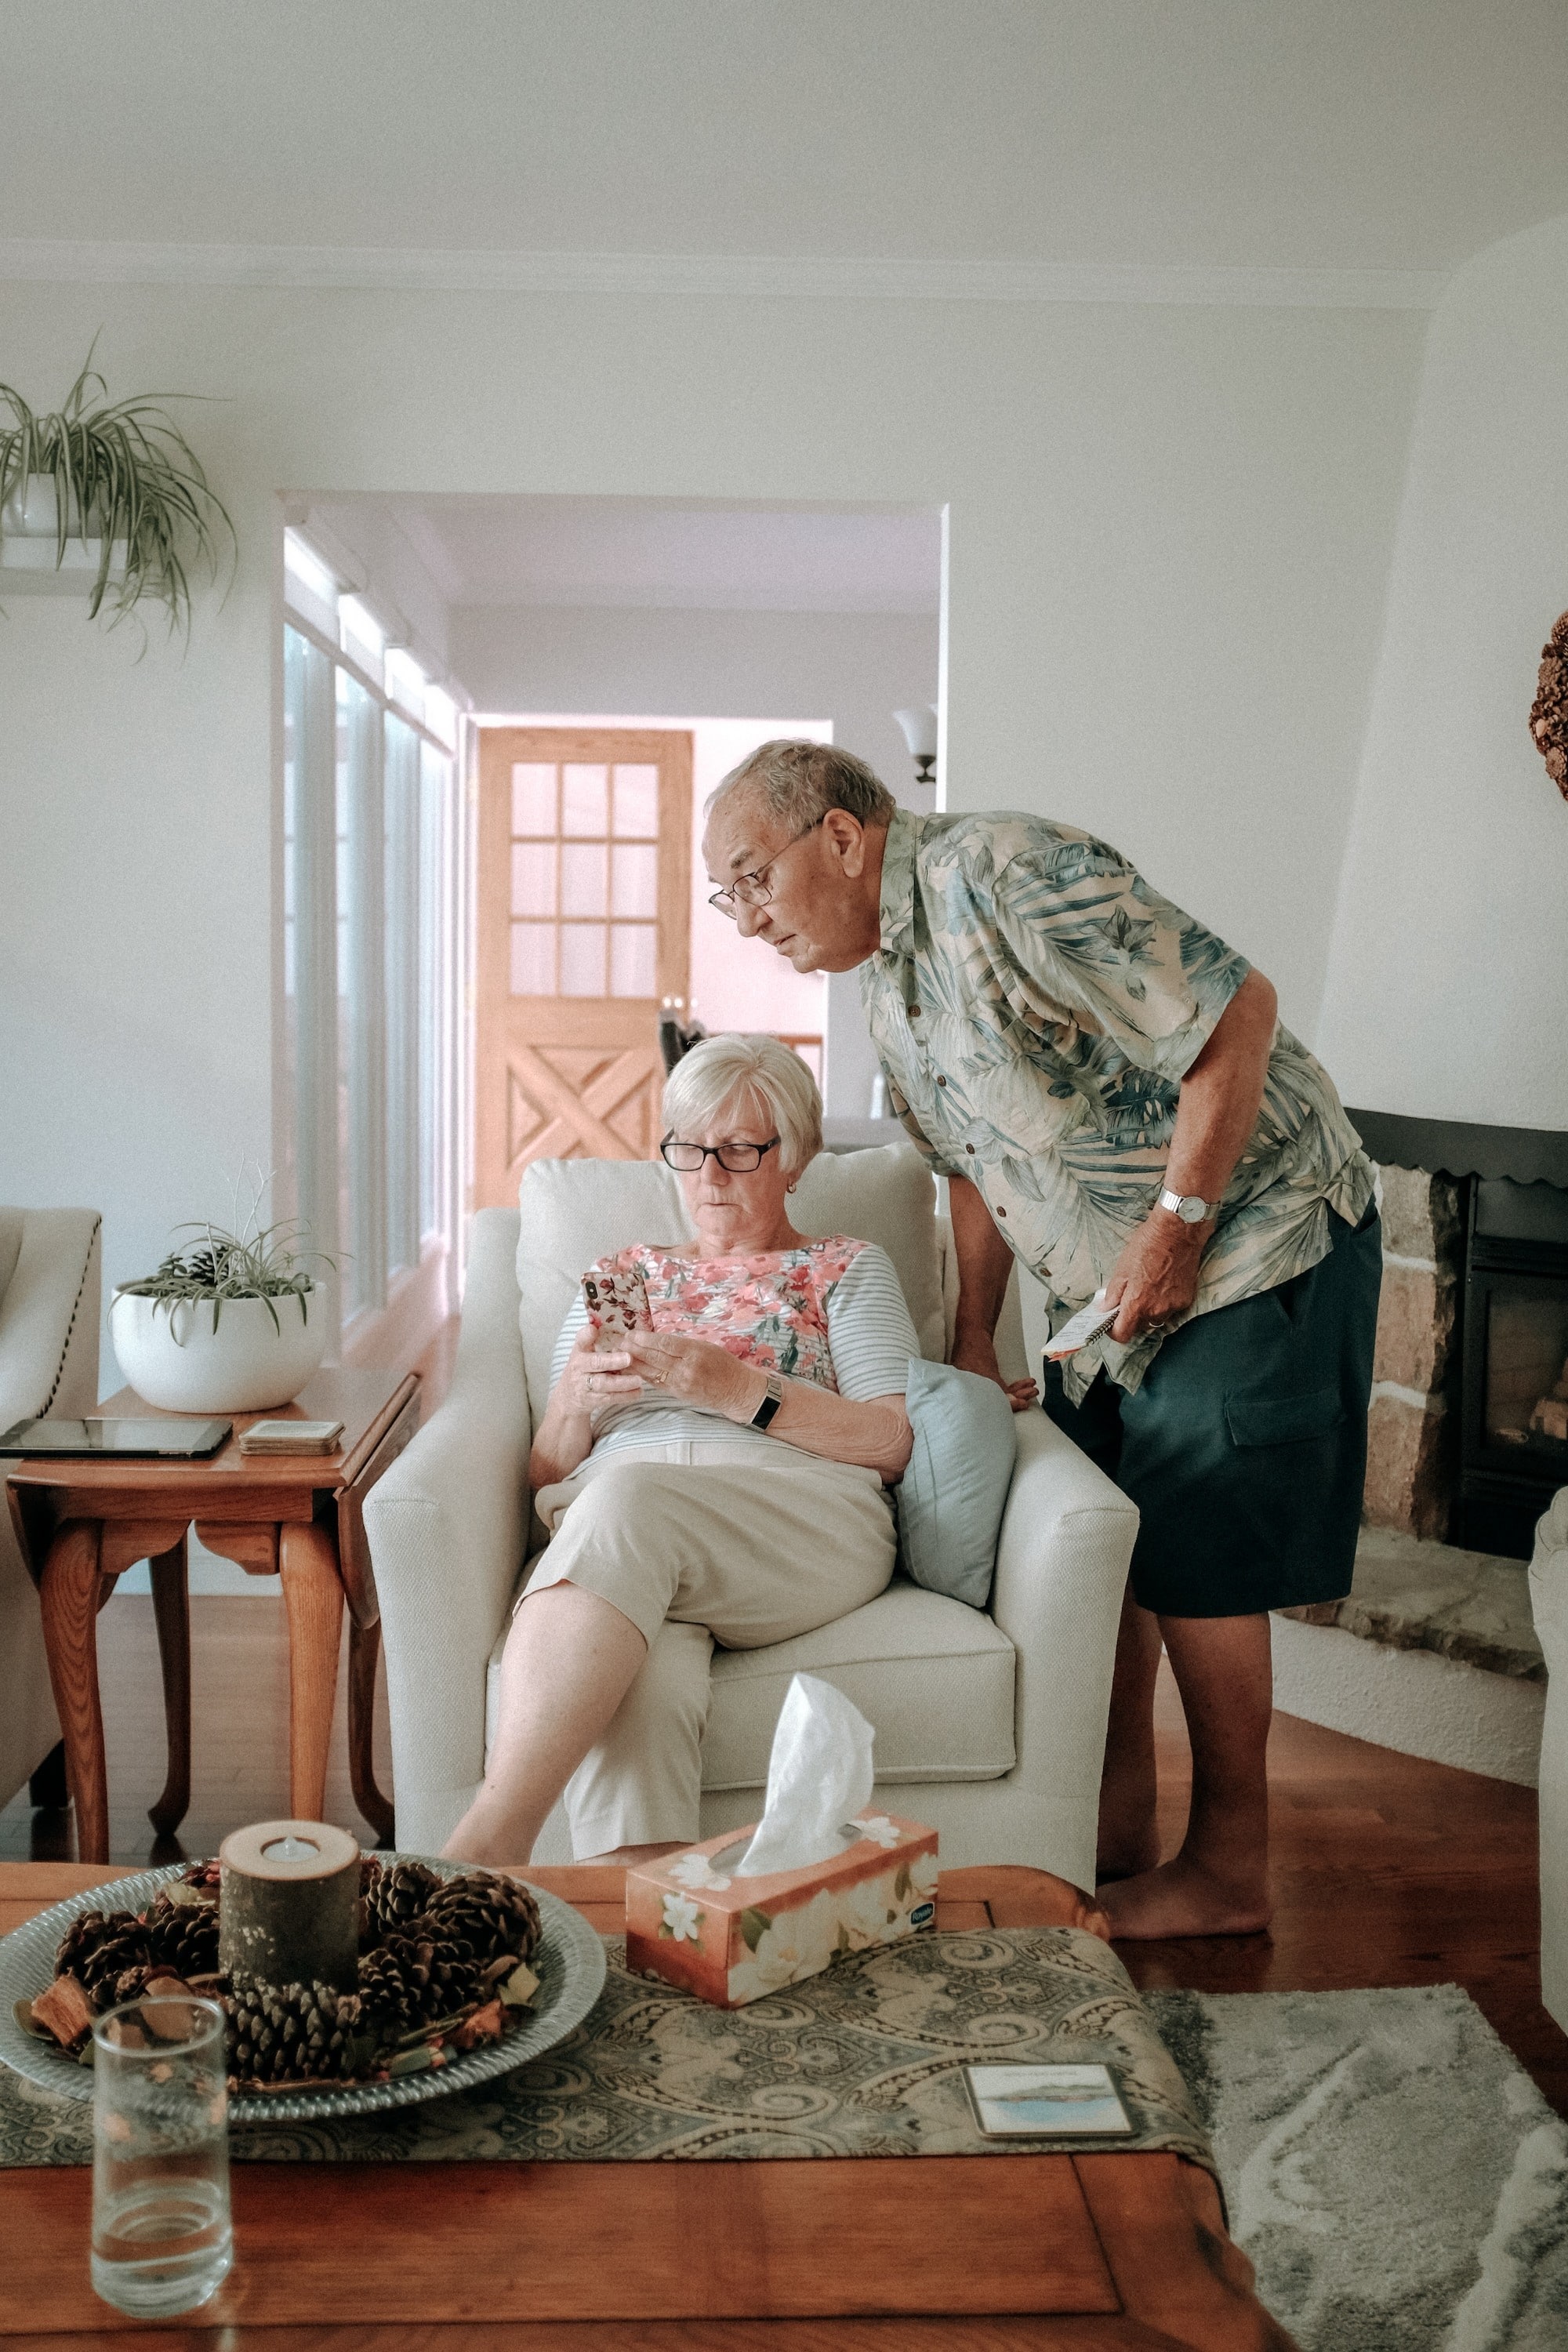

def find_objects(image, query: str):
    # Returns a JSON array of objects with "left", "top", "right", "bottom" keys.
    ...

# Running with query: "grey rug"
[{"left": 1145, "top": 1985, "right": 1568, "bottom": 2352}]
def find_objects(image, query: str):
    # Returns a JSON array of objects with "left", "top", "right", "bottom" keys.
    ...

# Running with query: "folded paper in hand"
[{"left": 737, "top": 1672, "right": 875, "bottom": 1878}]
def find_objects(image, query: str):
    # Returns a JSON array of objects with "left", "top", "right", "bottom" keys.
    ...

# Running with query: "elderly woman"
[{"left": 444, "top": 1033, "right": 919, "bottom": 1867}]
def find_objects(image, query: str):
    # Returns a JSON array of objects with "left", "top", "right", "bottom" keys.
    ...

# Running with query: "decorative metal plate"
[{"left": 0, "top": 1857, "right": 608, "bottom": 2125}]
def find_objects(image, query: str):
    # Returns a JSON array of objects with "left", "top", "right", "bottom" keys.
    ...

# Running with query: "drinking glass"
[{"left": 90, "top": 1994, "right": 233, "bottom": 2317}]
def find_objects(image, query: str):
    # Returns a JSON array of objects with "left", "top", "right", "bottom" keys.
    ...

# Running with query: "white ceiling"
[
  {"left": 369, "top": 498, "right": 943, "bottom": 615},
  {"left": 2, "top": 1, "right": 1566, "bottom": 280}
]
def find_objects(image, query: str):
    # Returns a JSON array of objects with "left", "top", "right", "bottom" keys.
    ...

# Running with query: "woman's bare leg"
[
  {"left": 442, "top": 1583, "right": 647, "bottom": 1866},
  {"left": 1096, "top": 1589, "right": 1164, "bottom": 1880},
  {"left": 1098, "top": 1611, "right": 1273, "bottom": 1940}
]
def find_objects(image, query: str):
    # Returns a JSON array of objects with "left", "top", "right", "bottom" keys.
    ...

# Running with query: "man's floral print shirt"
[{"left": 861, "top": 809, "right": 1373, "bottom": 1398}]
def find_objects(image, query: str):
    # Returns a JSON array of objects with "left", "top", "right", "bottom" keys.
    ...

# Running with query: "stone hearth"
[
  {"left": 1272, "top": 1525, "right": 1547, "bottom": 1786},
  {"left": 1363, "top": 1164, "right": 1464, "bottom": 1541},
  {"left": 1281, "top": 1525, "right": 1543, "bottom": 1682}
]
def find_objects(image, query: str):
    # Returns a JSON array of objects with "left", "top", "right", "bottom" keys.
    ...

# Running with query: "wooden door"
[{"left": 474, "top": 726, "right": 692, "bottom": 1207}]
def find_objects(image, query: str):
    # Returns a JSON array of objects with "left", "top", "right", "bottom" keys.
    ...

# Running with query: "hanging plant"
[{"left": 0, "top": 337, "right": 236, "bottom": 637}]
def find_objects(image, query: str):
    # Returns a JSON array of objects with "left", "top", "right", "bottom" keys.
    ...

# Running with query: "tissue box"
[{"left": 625, "top": 1813, "right": 939, "bottom": 2008}]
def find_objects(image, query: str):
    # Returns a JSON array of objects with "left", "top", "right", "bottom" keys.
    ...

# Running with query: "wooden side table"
[{"left": 3, "top": 1370, "right": 419, "bottom": 1862}]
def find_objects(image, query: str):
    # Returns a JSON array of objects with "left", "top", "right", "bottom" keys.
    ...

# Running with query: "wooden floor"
[{"left": 5, "top": 1308, "right": 1564, "bottom": 2120}]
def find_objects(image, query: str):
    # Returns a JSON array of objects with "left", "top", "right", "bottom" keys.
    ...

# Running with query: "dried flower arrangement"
[{"left": 1528, "top": 608, "right": 1568, "bottom": 801}]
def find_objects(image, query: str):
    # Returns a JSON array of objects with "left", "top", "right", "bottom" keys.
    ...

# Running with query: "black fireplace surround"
[{"left": 1349, "top": 1110, "right": 1568, "bottom": 1560}]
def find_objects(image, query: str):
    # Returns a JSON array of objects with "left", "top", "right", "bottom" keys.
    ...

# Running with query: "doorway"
[{"left": 474, "top": 724, "right": 692, "bottom": 1207}]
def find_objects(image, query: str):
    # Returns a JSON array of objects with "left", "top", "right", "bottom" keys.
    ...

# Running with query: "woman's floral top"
[{"left": 589, "top": 1236, "right": 869, "bottom": 1391}]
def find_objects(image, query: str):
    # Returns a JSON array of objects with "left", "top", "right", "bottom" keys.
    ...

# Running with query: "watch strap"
[
  {"left": 750, "top": 1374, "right": 786, "bottom": 1430},
  {"left": 1158, "top": 1187, "right": 1221, "bottom": 1225}
]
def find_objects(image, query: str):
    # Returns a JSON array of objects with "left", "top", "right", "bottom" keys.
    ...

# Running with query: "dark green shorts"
[{"left": 1043, "top": 1203, "right": 1382, "bottom": 1618}]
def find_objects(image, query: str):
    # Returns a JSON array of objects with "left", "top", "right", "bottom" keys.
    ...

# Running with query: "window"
[{"left": 281, "top": 532, "right": 459, "bottom": 1354}]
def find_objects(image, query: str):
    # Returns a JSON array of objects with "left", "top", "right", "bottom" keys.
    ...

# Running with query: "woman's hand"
[
  {"left": 556, "top": 1319, "right": 642, "bottom": 1415},
  {"left": 620, "top": 1328, "right": 760, "bottom": 1419}
]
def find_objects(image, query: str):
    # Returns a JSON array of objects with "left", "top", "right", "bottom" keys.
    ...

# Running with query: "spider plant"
[
  {"left": 118, "top": 1217, "right": 335, "bottom": 1336},
  {"left": 0, "top": 338, "right": 236, "bottom": 635}
]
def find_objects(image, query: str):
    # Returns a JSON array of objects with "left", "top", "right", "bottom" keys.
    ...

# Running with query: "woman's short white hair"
[{"left": 662, "top": 1033, "right": 822, "bottom": 1180}]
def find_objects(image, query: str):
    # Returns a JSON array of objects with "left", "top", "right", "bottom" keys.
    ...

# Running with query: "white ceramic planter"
[
  {"left": 1, "top": 474, "right": 83, "bottom": 539},
  {"left": 109, "top": 1287, "right": 328, "bottom": 1414}
]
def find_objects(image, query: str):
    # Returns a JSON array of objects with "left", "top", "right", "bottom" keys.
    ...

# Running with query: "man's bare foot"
[
  {"left": 1095, "top": 1833, "right": 1162, "bottom": 1884},
  {"left": 1098, "top": 1853, "right": 1271, "bottom": 1941}
]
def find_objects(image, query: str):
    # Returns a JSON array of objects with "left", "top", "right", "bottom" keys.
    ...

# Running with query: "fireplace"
[
  {"left": 1349, "top": 1112, "right": 1568, "bottom": 1562},
  {"left": 1460, "top": 1178, "right": 1568, "bottom": 1555}
]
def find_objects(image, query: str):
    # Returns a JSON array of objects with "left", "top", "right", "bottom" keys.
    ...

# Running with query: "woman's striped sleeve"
[{"left": 824, "top": 1243, "right": 920, "bottom": 1399}]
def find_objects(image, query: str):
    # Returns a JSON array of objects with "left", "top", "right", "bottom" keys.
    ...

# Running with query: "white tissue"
[{"left": 737, "top": 1672, "right": 876, "bottom": 1878}]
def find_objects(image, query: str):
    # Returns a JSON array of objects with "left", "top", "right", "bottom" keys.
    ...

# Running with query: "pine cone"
[
  {"left": 105, "top": 1963, "right": 158, "bottom": 2009},
  {"left": 146, "top": 1895, "right": 220, "bottom": 1978},
  {"left": 360, "top": 1859, "right": 442, "bottom": 1948},
  {"left": 426, "top": 1872, "right": 542, "bottom": 1968},
  {"left": 358, "top": 1924, "right": 480, "bottom": 2032},
  {"left": 227, "top": 1977, "right": 362, "bottom": 2085},
  {"left": 74, "top": 1929, "right": 154, "bottom": 2004},
  {"left": 55, "top": 1911, "right": 125, "bottom": 1987}
]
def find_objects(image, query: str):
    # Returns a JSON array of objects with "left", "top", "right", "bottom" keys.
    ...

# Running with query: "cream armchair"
[
  {"left": 367, "top": 1149, "right": 1138, "bottom": 1892},
  {"left": 0, "top": 1208, "right": 101, "bottom": 1811},
  {"left": 1530, "top": 1487, "right": 1568, "bottom": 2034}
]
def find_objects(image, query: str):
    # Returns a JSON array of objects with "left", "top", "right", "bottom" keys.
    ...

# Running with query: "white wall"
[
  {"left": 1316, "top": 214, "right": 1568, "bottom": 1128},
  {"left": 0, "top": 279, "right": 1426, "bottom": 1362},
  {"left": 456, "top": 603, "right": 939, "bottom": 1112}
]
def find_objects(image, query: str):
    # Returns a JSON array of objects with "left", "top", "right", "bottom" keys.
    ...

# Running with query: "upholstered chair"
[
  {"left": 0, "top": 1209, "right": 102, "bottom": 1810},
  {"left": 367, "top": 1148, "right": 1138, "bottom": 1891},
  {"left": 1529, "top": 1486, "right": 1568, "bottom": 2033}
]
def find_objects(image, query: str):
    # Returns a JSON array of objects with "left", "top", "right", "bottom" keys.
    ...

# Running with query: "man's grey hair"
[
  {"left": 662, "top": 1032, "right": 822, "bottom": 1181},
  {"left": 706, "top": 739, "right": 897, "bottom": 836}
]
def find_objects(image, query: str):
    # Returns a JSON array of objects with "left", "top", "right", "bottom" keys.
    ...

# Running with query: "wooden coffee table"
[
  {"left": 3, "top": 1372, "right": 419, "bottom": 1861},
  {"left": 0, "top": 1862, "right": 1294, "bottom": 2348}
]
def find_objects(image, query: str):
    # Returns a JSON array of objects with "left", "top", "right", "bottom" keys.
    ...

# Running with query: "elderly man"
[{"left": 704, "top": 739, "right": 1380, "bottom": 1940}]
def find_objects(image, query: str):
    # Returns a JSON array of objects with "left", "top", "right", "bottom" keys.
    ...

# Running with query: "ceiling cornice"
[{"left": 0, "top": 240, "right": 1449, "bottom": 310}]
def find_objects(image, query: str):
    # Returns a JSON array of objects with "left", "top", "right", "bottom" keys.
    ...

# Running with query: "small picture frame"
[{"left": 964, "top": 2062, "right": 1134, "bottom": 2139}]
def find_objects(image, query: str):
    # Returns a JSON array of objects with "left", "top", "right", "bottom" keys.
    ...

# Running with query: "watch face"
[{"left": 1180, "top": 1197, "right": 1206, "bottom": 1222}]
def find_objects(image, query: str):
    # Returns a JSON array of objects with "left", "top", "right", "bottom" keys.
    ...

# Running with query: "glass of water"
[{"left": 91, "top": 1993, "right": 232, "bottom": 2317}]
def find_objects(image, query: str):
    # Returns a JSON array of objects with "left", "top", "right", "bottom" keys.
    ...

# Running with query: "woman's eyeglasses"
[
  {"left": 660, "top": 1136, "right": 782, "bottom": 1174},
  {"left": 707, "top": 821, "right": 822, "bottom": 917}
]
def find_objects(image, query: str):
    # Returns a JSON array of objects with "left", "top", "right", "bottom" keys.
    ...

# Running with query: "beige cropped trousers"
[{"left": 524, "top": 1438, "right": 897, "bottom": 1858}]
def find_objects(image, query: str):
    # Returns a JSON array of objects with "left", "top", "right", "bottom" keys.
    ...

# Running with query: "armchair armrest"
[
  {"left": 989, "top": 1410, "right": 1138, "bottom": 1851},
  {"left": 365, "top": 1209, "right": 531, "bottom": 1846},
  {"left": 0, "top": 1209, "right": 101, "bottom": 1426}
]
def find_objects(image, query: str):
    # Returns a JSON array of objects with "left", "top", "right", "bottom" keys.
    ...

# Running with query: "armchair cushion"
[
  {"left": 898, "top": 1357, "right": 1018, "bottom": 1609},
  {"left": 488, "top": 1576, "right": 1017, "bottom": 1790},
  {"left": 516, "top": 1143, "right": 946, "bottom": 1417}
]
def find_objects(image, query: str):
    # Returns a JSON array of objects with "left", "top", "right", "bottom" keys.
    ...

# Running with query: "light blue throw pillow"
[{"left": 896, "top": 1358, "right": 1019, "bottom": 1610}]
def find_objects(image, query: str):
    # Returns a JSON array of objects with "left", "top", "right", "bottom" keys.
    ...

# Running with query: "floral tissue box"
[{"left": 624, "top": 1813, "right": 939, "bottom": 2008}]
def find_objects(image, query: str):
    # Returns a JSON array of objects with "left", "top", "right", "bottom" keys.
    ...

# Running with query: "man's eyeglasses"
[
  {"left": 707, "top": 820, "right": 822, "bottom": 918},
  {"left": 660, "top": 1136, "right": 782, "bottom": 1174}
]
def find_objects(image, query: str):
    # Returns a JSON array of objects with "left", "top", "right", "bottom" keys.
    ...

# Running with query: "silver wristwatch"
[
  {"left": 750, "top": 1374, "right": 786, "bottom": 1430},
  {"left": 1157, "top": 1187, "right": 1221, "bottom": 1225}
]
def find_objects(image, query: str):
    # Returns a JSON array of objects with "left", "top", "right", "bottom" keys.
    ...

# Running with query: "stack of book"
[{"left": 237, "top": 1418, "right": 344, "bottom": 1457}]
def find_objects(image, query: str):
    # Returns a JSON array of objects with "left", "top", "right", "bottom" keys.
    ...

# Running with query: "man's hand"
[
  {"left": 951, "top": 1327, "right": 1039, "bottom": 1413},
  {"left": 1104, "top": 1210, "right": 1208, "bottom": 1345}
]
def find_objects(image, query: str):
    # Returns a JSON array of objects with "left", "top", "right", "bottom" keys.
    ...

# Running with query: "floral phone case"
[{"left": 583, "top": 1268, "right": 652, "bottom": 1345}]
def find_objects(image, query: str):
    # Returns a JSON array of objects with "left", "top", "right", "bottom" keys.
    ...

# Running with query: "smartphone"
[
  {"left": 1044, "top": 1290, "right": 1119, "bottom": 1360},
  {"left": 582, "top": 1268, "right": 652, "bottom": 1346}
]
